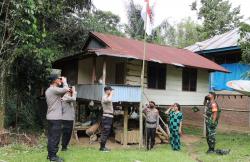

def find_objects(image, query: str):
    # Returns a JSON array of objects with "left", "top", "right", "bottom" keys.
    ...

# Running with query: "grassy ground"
[
  {"left": 1, "top": 128, "right": 250, "bottom": 162},
  {"left": 0, "top": 144, "right": 194, "bottom": 162},
  {"left": 192, "top": 132, "right": 250, "bottom": 162},
  {"left": 184, "top": 127, "right": 250, "bottom": 162}
]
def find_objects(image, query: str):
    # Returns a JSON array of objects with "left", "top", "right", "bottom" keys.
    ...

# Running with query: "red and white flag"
[{"left": 141, "top": 0, "right": 154, "bottom": 35}]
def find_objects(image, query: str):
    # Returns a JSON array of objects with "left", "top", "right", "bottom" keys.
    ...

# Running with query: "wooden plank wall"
[{"left": 125, "top": 60, "right": 147, "bottom": 87}]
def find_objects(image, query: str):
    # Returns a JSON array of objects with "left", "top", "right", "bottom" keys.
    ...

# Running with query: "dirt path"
[{"left": 182, "top": 134, "right": 203, "bottom": 162}]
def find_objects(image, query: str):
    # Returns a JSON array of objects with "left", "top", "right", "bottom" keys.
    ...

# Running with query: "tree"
[
  {"left": 0, "top": 0, "right": 123, "bottom": 131},
  {"left": 55, "top": 10, "right": 123, "bottom": 55},
  {"left": 124, "top": 1, "right": 201, "bottom": 48},
  {"left": 239, "top": 22, "right": 250, "bottom": 64},
  {"left": 175, "top": 18, "right": 202, "bottom": 48},
  {"left": 150, "top": 18, "right": 202, "bottom": 48},
  {"left": 125, "top": 0, "right": 145, "bottom": 40},
  {"left": 0, "top": 0, "right": 64, "bottom": 130},
  {"left": 0, "top": 0, "right": 93, "bottom": 131},
  {"left": 192, "top": 0, "right": 243, "bottom": 39}
]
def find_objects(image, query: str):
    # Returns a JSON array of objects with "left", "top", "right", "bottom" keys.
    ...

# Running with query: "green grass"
[
  {"left": 183, "top": 126, "right": 203, "bottom": 136},
  {"left": 192, "top": 132, "right": 250, "bottom": 162},
  {"left": 0, "top": 144, "right": 195, "bottom": 162},
  {"left": 2, "top": 128, "right": 250, "bottom": 162}
]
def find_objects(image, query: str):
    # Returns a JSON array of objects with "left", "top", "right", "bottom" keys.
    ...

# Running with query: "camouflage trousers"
[{"left": 206, "top": 121, "right": 217, "bottom": 150}]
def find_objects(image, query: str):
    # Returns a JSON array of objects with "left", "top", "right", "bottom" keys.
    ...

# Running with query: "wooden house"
[
  {"left": 53, "top": 32, "right": 227, "bottom": 144},
  {"left": 186, "top": 28, "right": 250, "bottom": 132}
]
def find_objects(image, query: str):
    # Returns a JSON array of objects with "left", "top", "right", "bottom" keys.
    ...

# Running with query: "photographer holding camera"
[
  {"left": 45, "top": 75, "right": 69, "bottom": 162},
  {"left": 204, "top": 92, "right": 221, "bottom": 154},
  {"left": 61, "top": 86, "right": 77, "bottom": 151}
]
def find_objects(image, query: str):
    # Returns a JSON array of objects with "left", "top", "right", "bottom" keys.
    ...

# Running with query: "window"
[
  {"left": 182, "top": 68, "right": 197, "bottom": 91},
  {"left": 147, "top": 62, "right": 166, "bottom": 89},
  {"left": 115, "top": 63, "right": 125, "bottom": 84}
]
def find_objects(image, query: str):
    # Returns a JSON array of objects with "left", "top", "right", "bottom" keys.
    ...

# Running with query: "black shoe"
[
  {"left": 49, "top": 156, "right": 64, "bottom": 162},
  {"left": 206, "top": 149, "right": 215, "bottom": 154},
  {"left": 147, "top": 145, "right": 151, "bottom": 150},
  {"left": 99, "top": 147, "right": 111, "bottom": 152},
  {"left": 61, "top": 147, "right": 67, "bottom": 151},
  {"left": 215, "top": 149, "right": 231, "bottom": 155}
]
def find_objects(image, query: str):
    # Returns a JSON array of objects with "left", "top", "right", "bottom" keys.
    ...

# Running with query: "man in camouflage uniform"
[{"left": 204, "top": 92, "right": 221, "bottom": 154}]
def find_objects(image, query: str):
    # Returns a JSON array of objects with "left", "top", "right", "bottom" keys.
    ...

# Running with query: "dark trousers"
[
  {"left": 47, "top": 120, "right": 62, "bottom": 158},
  {"left": 100, "top": 116, "right": 113, "bottom": 148},
  {"left": 146, "top": 128, "right": 156, "bottom": 149},
  {"left": 62, "top": 120, "right": 74, "bottom": 149}
]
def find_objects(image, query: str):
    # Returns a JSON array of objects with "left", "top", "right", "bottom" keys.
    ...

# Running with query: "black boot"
[
  {"left": 99, "top": 142, "right": 111, "bottom": 152},
  {"left": 99, "top": 147, "right": 111, "bottom": 152},
  {"left": 215, "top": 149, "right": 231, "bottom": 155},
  {"left": 206, "top": 148, "right": 215, "bottom": 154},
  {"left": 49, "top": 156, "right": 64, "bottom": 162},
  {"left": 61, "top": 147, "right": 67, "bottom": 151}
]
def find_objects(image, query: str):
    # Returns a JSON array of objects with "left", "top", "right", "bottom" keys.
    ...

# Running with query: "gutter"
[{"left": 196, "top": 46, "right": 240, "bottom": 55}]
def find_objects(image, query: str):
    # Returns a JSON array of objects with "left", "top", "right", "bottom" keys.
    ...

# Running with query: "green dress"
[{"left": 169, "top": 111, "right": 183, "bottom": 150}]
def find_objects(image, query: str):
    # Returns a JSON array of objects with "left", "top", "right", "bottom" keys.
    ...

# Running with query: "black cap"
[
  {"left": 104, "top": 86, "right": 113, "bottom": 91},
  {"left": 48, "top": 74, "right": 60, "bottom": 83}
]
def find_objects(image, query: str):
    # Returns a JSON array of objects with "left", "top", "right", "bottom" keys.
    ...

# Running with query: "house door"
[{"left": 115, "top": 63, "right": 125, "bottom": 84}]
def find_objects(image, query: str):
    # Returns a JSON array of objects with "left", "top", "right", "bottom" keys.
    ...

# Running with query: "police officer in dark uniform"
[
  {"left": 99, "top": 86, "right": 114, "bottom": 152},
  {"left": 204, "top": 92, "right": 221, "bottom": 154}
]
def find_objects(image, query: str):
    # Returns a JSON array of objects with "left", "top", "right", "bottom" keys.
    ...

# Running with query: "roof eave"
[{"left": 196, "top": 46, "right": 241, "bottom": 55}]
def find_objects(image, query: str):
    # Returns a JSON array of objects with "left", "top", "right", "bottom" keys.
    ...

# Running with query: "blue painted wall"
[{"left": 210, "top": 63, "right": 250, "bottom": 91}]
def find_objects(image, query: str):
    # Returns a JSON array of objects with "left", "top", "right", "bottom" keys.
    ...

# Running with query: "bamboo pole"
[{"left": 139, "top": 21, "right": 147, "bottom": 149}]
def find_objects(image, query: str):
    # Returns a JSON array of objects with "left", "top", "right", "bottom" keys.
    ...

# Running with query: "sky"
[{"left": 92, "top": 0, "right": 250, "bottom": 27}]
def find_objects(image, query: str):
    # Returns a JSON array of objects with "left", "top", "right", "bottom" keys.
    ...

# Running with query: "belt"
[
  {"left": 103, "top": 113, "right": 114, "bottom": 116},
  {"left": 146, "top": 121, "right": 156, "bottom": 124}
]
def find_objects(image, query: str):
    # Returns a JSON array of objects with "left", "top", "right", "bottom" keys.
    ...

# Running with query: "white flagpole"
[{"left": 139, "top": 11, "right": 148, "bottom": 149}]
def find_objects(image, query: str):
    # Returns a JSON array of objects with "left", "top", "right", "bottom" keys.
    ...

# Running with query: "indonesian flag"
[{"left": 141, "top": 0, "right": 154, "bottom": 35}]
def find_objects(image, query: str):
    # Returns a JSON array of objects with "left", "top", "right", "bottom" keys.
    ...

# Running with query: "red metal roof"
[{"left": 88, "top": 32, "right": 228, "bottom": 72}]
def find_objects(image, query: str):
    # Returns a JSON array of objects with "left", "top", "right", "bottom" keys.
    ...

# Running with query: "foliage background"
[{"left": 0, "top": 0, "right": 249, "bottom": 131}]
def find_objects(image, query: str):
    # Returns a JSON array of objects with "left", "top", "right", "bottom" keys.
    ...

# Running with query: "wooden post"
[
  {"left": 92, "top": 56, "right": 96, "bottom": 84},
  {"left": 102, "top": 57, "right": 107, "bottom": 84},
  {"left": 123, "top": 105, "right": 128, "bottom": 146}
]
